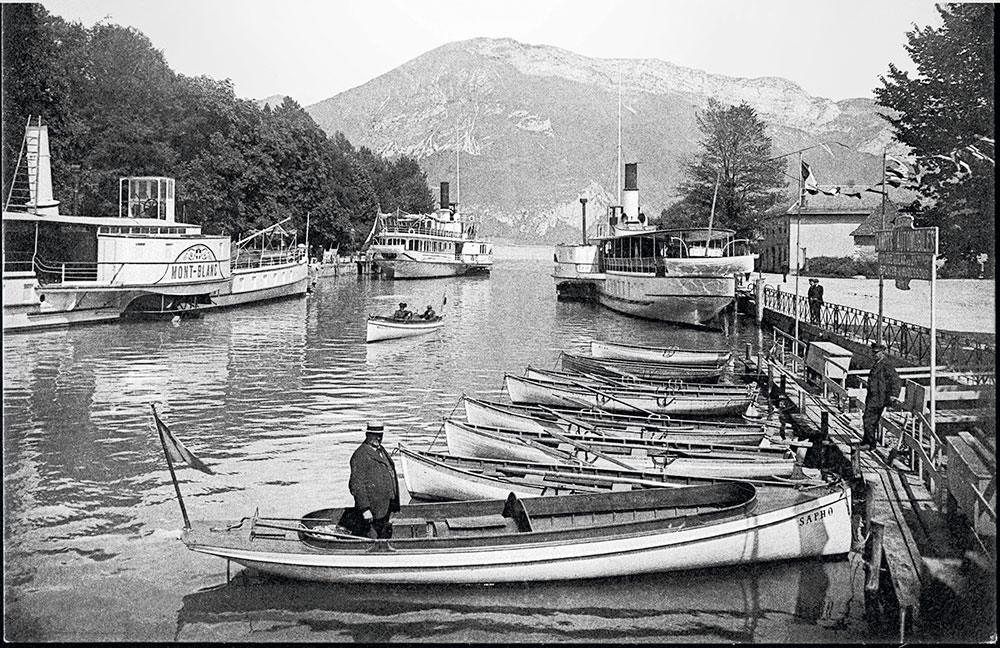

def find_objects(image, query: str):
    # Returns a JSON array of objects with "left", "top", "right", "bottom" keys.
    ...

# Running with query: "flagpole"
[
  {"left": 151, "top": 404, "right": 191, "bottom": 530},
  {"left": 877, "top": 147, "right": 887, "bottom": 345},
  {"left": 794, "top": 151, "right": 802, "bottom": 349}
]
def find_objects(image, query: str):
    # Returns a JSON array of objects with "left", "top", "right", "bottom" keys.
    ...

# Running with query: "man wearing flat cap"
[
  {"left": 348, "top": 422, "right": 400, "bottom": 538},
  {"left": 861, "top": 343, "right": 902, "bottom": 449},
  {"left": 392, "top": 302, "right": 411, "bottom": 320}
]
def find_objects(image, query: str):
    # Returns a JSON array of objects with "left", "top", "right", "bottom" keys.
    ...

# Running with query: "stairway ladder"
[{"left": 4, "top": 116, "right": 42, "bottom": 213}]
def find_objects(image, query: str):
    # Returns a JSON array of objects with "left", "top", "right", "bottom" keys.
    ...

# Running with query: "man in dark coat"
[
  {"left": 348, "top": 422, "right": 400, "bottom": 538},
  {"left": 861, "top": 343, "right": 902, "bottom": 449},
  {"left": 807, "top": 278, "right": 824, "bottom": 324}
]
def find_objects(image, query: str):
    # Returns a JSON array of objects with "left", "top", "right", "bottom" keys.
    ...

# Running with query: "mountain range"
[{"left": 301, "top": 38, "right": 903, "bottom": 244}]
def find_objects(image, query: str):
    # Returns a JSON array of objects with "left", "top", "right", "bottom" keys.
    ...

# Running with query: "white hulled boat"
[
  {"left": 554, "top": 163, "right": 756, "bottom": 328},
  {"left": 366, "top": 182, "right": 492, "bottom": 279},
  {"left": 2, "top": 118, "right": 307, "bottom": 331}
]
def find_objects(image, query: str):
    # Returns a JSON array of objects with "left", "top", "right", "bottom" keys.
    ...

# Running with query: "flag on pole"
[
  {"left": 801, "top": 161, "right": 819, "bottom": 195},
  {"left": 151, "top": 406, "right": 215, "bottom": 474}
]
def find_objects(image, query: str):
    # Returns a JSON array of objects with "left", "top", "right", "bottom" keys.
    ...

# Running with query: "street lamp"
[{"left": 579, "top": 197, "right": 588, "bottom": 245}]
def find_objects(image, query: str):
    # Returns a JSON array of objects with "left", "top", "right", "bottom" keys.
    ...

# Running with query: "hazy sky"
[{"left": 40, "top": 0, "right": 944, "bottom": 105}]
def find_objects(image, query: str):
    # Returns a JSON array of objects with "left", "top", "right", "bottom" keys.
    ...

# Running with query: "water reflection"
[{"left": 176, "top": 556, "right": 866, "bottom": 643}]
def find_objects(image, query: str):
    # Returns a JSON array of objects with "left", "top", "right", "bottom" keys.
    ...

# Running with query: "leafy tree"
[
  {"left": 875, "top": 3, "right": 995, "bottom": 276},
  {"left": 2, "top": 4, "right": 437, "bottom": 255},
  {"left": 659, "top": 99, "right": 785, "bottom": 239}
]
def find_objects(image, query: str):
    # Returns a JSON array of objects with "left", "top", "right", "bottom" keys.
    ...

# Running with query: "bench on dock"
[{"left": 945, "top": 432, "right": 996, "bottom": 540}]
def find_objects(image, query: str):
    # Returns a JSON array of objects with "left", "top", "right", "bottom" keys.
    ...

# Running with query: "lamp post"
[{"left": 580, "top": 197, "right": 588, "bottom": 245}]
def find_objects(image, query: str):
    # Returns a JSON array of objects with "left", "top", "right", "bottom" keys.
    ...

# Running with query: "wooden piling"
[
  {"left": 820, "top": 411, "right": 829, "bottom": 440},
  {"left": 866, "top": 521, "right": 885, "bottom": 594}
]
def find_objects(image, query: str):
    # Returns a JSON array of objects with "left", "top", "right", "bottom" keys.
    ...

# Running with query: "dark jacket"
[
  {"left": 348, "top": 442, "right": 400, "bottom": 518},
  {"left": 866, "top": 358, "right": 902, "bottom": 410},
  {"left": 807, "top": 284, "right": 824, "bottom": 303}
]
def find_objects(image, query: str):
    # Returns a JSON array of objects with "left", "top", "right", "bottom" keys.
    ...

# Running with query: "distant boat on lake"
[{"left": 365, "top": 181, "right": 493, "bottom": 279}]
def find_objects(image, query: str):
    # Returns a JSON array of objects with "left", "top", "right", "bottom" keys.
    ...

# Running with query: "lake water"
[{"left": 4, "top": 247, "right": 882, "bottom": 642}]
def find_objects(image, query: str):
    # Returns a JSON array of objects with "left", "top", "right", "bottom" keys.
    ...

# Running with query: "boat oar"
[
  {"left": 551, "top": 374, "right": 670, "bottom": 418},
  {"left": 532, "top": 423, "right": 636, "bottom": 471},
  {"left": 251, "top": 520, "right": 375, "bottom": 541}
]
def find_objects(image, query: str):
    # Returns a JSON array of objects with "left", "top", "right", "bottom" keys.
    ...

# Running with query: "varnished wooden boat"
[
  {"left": 182, "top": 479, "right": 851, "bottom": 583},
  {"left": 591, "top": 340, "right": 732, "bottom": 365},
  {"left": 461, "top": 396, "right": 770, "bottom": 446},
  {"left": 443, "top": 419, "right": 798, "bottom": 479},
  {"left": 365, "top": 315, "right": 444, "bottom": 343},
  {"left": 504, "top": 373, "right": 755, "bottom": 417}
]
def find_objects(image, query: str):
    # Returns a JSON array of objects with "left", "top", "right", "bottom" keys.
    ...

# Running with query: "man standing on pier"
[
  {"left": 861, "top": 343, "right": 902, "bottom": 450},
  {"left": 807, "top": 278, "right": 824, "bottom": 324}
]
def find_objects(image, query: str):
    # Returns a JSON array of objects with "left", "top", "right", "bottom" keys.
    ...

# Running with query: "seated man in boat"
[
  {"left": 348, "top": 422, "right": 400, "bottom": 539},
  {"left": 392, "top": 302, "right": 413, "bottom": 320},
  {"left": 419, "top": 305, "right": 436, "bottom": 320}
]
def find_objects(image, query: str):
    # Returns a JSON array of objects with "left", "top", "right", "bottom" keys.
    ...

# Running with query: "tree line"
[{"left": 1, "top": 4, "right": 434, "bottom": 254}]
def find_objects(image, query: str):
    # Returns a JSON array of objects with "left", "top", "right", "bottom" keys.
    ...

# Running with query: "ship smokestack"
[
  {"left": 23, "top": 123, "right": 61, "bottom": 216},
  {"left": 623, "top": 162, "right": 639, "bottom": 221},
  {"left": 440, "top": 182, "right": 450, "bottom": 211}
]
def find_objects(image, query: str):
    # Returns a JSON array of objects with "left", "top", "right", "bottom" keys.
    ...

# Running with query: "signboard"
[
  {"left": 167, "top": 244, "right": 224, "bottom": 283},
  {"left": 876, "top": 219, "right": 938, "bottom": 289}
]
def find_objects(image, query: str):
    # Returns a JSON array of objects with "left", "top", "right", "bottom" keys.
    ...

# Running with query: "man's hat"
[
  {"left": 398, "top": 302, "right": 406, "bottom": 307},
  {"left": 366, "top": 422, "right": 385, "bottom": 435},
  {"left": 426, "top": 305, "right": 433, "bottom": 309},
  {"left": 809, "top": 277, "right": 818, "bottom": 283}
]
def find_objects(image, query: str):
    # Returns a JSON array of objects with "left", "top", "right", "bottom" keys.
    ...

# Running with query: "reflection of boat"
[
  {"left": 176, "top": 554, "right": 865, "bottom": 642},
  {"left": 2, "top": 118, "right": 307, "bottom": 331},
  {"left": 182, "top": 479, "right": 851, "bottom": 584},
  {"left": 553, "top": 163, "right": 756, "bottom": 328},
  {"left": 366, "top": 315, "right": 444, "bottom": 343},
  {"left": 443, "top": 419, "right": 797, "bottom": 479},
  {"left": 591, "top": 340, "right": 732, "bottom": 365},
  {"left": 462, "top": 396, "right": 769, "bottom": 445},
  {"left": 504, "top": 373, "right": 754, "bottom": 417},
  {"left": 399, "top": 445, "right": 816, "bottom": 502},
  {"left": 562, "top": 352, "right": 726, "bottom": 383},
  {"left": 365, "top": 182, "right": 492, "bottom": 279}
]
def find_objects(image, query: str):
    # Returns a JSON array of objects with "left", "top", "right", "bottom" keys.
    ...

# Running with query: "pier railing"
[{"left": 763, "top": 286, "right": 996, "bottom": 370}]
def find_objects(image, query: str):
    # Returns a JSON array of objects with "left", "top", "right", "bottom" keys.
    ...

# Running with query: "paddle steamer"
[
  {"left": 366, "top": 182, "right": 493, "bottom": 279},
  {"left": 2, "top": 119, "right": 308, "bottom": 332}
]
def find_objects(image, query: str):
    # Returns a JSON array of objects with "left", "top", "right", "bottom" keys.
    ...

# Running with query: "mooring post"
[
  {"left": 865, "top": 521, "right": 885, "bottom": 595},
  {"left": 779, "top": 374, "right": 787, "bottom": 394},
  {"left": 755, "top": 276, "right": 765, "bottom": 323},
  {"left": 851, "top": 441, "right": 861, "bottom": 476},
  {"left": 767, "top": 364, "right": 774, "bottom": 397},
  {"left": 745, "top": 342, "right": 751, "bottom": 362},
  {"left": 820, "top": 411, "right": 829, "bottom": 441}
]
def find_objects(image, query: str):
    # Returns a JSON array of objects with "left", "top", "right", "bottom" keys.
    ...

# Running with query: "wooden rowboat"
[
  {"left": 399, "top": 445, "right": 819, "bottom": 502},
  {"left": 591, "top": 340, "right": 732, "bottom": 365},
  {"left": 461, "top": 396, "right": 770, "bottom": 446},
  {"left": 562, "top": 352, "right": 725, "bottom": 383},
  {"left": 443, "top": 419, "right": 798, "bottom": 479},
  {"left": 524, "top": 366, "right": 752, "bottom": 396},
  {"left": 504, "top": 373, "right": 755, "bottom": 417},
  {"left": 365, "top": 315, "right": 444, "bottom": 343},
  {"left": 182, "top": 479, "right": 852, "bottom": 583}
]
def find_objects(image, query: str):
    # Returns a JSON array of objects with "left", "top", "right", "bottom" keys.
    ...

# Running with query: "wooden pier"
[{"left": 739, "top": 324, "right": 996, "bottom": 642}]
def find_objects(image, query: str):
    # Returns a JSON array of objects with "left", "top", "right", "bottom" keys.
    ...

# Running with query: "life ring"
[{"left": 408, "top": 228, "right": 415, "bottom": 234}]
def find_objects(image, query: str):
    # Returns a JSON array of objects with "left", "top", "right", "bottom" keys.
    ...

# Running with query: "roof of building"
[{"left": 850, "top": 200, "right": 903, "bottom": 237}]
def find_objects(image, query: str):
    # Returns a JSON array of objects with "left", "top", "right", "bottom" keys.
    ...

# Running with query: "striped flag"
[
  {"left": 801, "top": 161, "right": 819, "bottom": 195},
  {"left": 151, "top": 405, "right": 215, "bottom": 474}
]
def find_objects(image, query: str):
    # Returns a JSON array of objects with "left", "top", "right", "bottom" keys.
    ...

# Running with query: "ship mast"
[{"left": 617, "top": 64, "right": 622, "bottom": 206}]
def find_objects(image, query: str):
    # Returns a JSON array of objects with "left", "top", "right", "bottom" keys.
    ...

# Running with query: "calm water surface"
[{"left": 3, "top": 247, "right": 874, "bottom": 642}]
